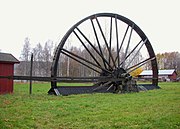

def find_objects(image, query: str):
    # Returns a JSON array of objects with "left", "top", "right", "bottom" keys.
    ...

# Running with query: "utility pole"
[{"left": 29, "top": 53, "right": 33, "bottom": 94}]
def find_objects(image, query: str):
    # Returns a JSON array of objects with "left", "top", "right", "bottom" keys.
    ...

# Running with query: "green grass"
[{"left": 0, "top": 82, "right": 180, "bottom": 129}]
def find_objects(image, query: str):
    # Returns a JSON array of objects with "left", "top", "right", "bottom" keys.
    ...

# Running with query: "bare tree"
[
  {"left": 18, "top": 37, "right": 31, "bottom": 76},
  {"left": 42, "top": 40, "right": 54, "bottom": 76},
  {"left": 34, "top": 43, "right": 43, "bottom": 76}
]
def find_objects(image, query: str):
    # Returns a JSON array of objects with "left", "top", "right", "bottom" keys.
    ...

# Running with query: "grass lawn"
[{"left": 0, "top": 82, "right": 180, "bottom": 129}]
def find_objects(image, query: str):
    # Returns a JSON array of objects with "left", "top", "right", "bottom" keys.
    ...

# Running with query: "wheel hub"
[
  {"left": 99, "top": 68, "right": 137, "bottom": 93},
  {"left": 101, "top": 67, "right": 130, "bottom": 80}
]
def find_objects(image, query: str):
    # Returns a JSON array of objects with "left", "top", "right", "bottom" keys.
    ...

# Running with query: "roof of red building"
[{"left": 0, "top": 53, "right": 19, "bottom": 63}]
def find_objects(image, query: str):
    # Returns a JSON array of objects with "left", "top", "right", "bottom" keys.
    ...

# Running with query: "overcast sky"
[{"left": 0, "top": 0, "right": 179, "bottom": 59}]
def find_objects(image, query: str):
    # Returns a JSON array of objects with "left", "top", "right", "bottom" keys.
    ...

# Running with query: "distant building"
[{"left": 139, "top": 69, "right": 177, "bottom": 81}]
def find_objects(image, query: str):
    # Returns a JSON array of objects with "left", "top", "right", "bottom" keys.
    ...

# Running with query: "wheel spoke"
[
  {"left": 109, "top": 17, "right": 113, "bottom": 69},
  {"left": 90, "top": 19, "right": 107, "bottom": 69},
  {"left": 115, "top": 15, "right": 120, "bottom": 66},
  {"left": 73, "top": 30, "right": 101, "bottom": 67},
  {"left": 61, "top": 50, "right": 101, "bottom": 74},
  {"left": 107, "top": 84, "right": 114, "bottom": 91},
  {"left": 61, "top": 48, "right": 112, "bottom": 74},
  {"left": 125, "top": 39, "right": 147, "bottom": 69},
  {"left": 93, "top": 81, "right": 112, "bottom": 91},
  {"left": 126, "top": 57, "right": 156, "bottom": 74},
  {"left": 115, "top": 25, "right": 130, "bottom": 63},
  {"left": 76, "top": 26, "right": 113, "bottom": 70},
  {"left": 122, "top": 24, "right": 134, "bottom": 68},
  {"left": 118, "top": 39, "right": 145, "bottom": 68},
  {"left": 95, "top": 16, "right": 116, "bottom": 68}
]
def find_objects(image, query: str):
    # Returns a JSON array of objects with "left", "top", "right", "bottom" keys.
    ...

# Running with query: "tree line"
[
  {"left": 15, "top": 37, "right": 180, "bottom": 77},
  {"left": 15, "top": 37, "right": 142, "bottom": 77},
  {"left": 156, "top": 52, "right": 180, "bottom": 75},
  {"left": 16, "top": 37, "right": 54, "bottom": 77}
]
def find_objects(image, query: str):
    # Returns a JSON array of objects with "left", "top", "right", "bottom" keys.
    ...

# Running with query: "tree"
[
  {"left": 18, "top": 37, "right": 31, "bottom": 76},
  {"left": 20, "top": 37, "right": 31, "bottom": 61},
  {"left": 42, "top": 40, "right": 54, "bottom": 76},
  {"left": 33, "top": 43, "right": 43, "bottom": 76}
]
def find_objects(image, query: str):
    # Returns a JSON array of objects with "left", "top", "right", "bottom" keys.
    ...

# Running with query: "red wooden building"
[
  {"left": 0, "top": 53, "right": 19, "bottom": 94},
  {"left": 139, "top": 69, "right": 177, "bottom": 81}
]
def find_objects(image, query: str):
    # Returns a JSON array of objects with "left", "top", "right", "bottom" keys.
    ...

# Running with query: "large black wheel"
[{"left": 49, "top": 13, "right": 158, "bottom": 95}]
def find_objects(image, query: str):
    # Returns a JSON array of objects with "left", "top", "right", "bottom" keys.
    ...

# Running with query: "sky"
[{"left": 0, "top": 0, "right": 180, "bottom": 59}]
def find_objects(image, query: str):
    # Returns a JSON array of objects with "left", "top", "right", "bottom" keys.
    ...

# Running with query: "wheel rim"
[{"left": 51, "top": 13, "right": 158, "bottom": 92}]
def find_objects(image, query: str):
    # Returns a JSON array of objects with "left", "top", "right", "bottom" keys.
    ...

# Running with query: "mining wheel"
[{"left": 48, "top": 13, "right": 159, "bottom": 95}]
